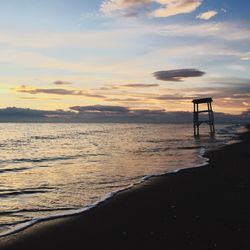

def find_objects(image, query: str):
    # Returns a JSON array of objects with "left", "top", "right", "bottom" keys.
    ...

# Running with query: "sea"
[{"left": 0, "top": 123, "right": 245, "bottom": 237}]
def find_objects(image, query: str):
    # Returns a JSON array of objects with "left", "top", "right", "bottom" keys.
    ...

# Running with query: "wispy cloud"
[
  {"left": 241, "top": 52, "right": 250, "bottom": 61},
  {"left": 196, "top": 10, "right": 218, "bottom": 20},
  {"left": 121, "top": 83, "right": 159, "bottom": 88},
  {"left": 158, "top": 22, "right": 250, "bottom": 41},
  {"left": 201, "top": 77, "right": 250, "bottom": 86},
  {"left": 0, "top": 30, "right": 131, "bottom": 49},
  {"left": 153, "top": 69, "right": 205, "bottom": 82},
  {"left": 225, "top": 64, "right": 246, "bottom": 71},
  {"left": 131, "top": 109, "right": 165, "bottom": 115},
  {"left": 221, "top": 8, "right": 227, "bottom": 13},
  {"left": 106, "top": 97, "right": 143, "bottom": 102},
  {"left": 101, "top": 0, "right": 202, "bottom": 18},
  {"left": 70, "top": 105, "right": 129, "bottom": 113},
  {"left": 54, "top": 81, "right": 73, "bottom": 85},
  {"left": 154, "top": 94, "right": 194, "bottom": 100},
  {"left": 101, "top": 0, "right": 150, "bottom": 17},
  {"left": 14, "top": 86, "right": 106, "bottom": 99},
  {"left": 19, "top": 96, "right": 61, "bottom": 101}
]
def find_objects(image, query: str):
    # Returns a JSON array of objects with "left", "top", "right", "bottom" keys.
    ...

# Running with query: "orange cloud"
[{"left": 152, "top": 0, "right": 202, "bottom": 17}]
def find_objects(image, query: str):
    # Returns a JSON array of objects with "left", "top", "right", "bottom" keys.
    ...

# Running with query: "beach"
[{"left": 0, "top": 124, "right": 250, "bottom": 250}]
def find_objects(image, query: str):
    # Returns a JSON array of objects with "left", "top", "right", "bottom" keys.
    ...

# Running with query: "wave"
[
  {"left": 0, "top": 130, "right": 110, "bottom": 147},
  {"left": 13, "top": 155, "right": 79, "bottom": 163},
  {"left": 0, "top": 166, "right": 31, "bottom": 174},
  {"left": 145, "top": 139, "right": 184, "bottom": 143},
  {"left": 0, "top": 153, "right": 108, "bottom": 165},
  {"left": 0, "top": 156, "right": 210, "bottom": 238},
  {"left": 0, "top": 207, "right": 77, "bottom": 216},
  {"left": 0, "top": 123, "right": 244, "bottom": 239},
  {"left": 177, "top": 146, "right": 203, "bottom": 150},
  {"left": 30, "top": 135, "right": 60, "bottom": 140},
  {"left": 134, "top": 147, "right": 172, "bottom": 153},
  {"left": 0, "top": 153, "right": 108, "bottom": 175},
  {"left": 0, "top": 187, "right": 52, "bottom": 198}
]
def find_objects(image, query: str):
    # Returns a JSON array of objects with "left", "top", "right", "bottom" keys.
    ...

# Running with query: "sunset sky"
[{"left": 0, "top": 0, "right": 249, "bottom": 115}]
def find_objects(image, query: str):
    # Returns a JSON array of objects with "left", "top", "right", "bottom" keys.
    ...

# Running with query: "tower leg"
[
  {"left": 210, "top": 102, "right": 215, "bottom": 135},
  {"left": 193, "top": 103, "right": 199, "bottom": 136},
  {"left": 196, "top": 104, "right": 199, "bottom": 136}
]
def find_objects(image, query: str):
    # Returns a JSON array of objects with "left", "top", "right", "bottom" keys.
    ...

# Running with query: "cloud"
[
  {"left": 169, "top": 77, "right": 250, "bottom": 114},
  {"left": 19, "top": 97, "right": 62, "bottom": 101},
  {"left": 121, "top": 83, "right": 159, "bottom": 87},
  {"left": 19, "top": 97, "right": 39, "bottom": 100},
  {"left": 0, "top": 107, "right": 66, "bottom": 119},
  {"left": 196, "top": 10, "right": 218, "bottom": 20},
  {"left": 101, "top": 0, "right": 151, "bottom": 17},
  {"left": 152, "top": 0, "right": 202, "bottom": 18},
  {"left": 182, "top": 78, "right": 250, "bottom": 98},
  {"left": 70, "top": 105, "right": 129, "bottom": 113},
  {"left": 221, "top": 8, "right": 227, "bottom": 13},
  {"left": 131, "top": 109, "right": 165, "bottom": 115},
  {"left": 54, "top": 81, "right": 73, "bottom": 85},
  {"left": 201, "top": 77, "right": 250, "bottom": 87},
  {"left": 154, "top": 94, "right": 194, "bottom": 100},
  {"left": 106, "top": 98, "right": 143, "bottom": 102},
  {"left": 14, "top": 86, "right": 106, "bottom": 99},
  {"left": 0, "top": 107, "right": 249, "bottom": 123},
  {"left": 226, "top": 64, "right": 246, "bottom": 71},
  {"left": 101, "top": 83, "right": 159, "bottom": 90},
  {"left": 158, "top": 22, "right": 250, "bottom": 41},
  {"left": 101, "top": 0, "right": 202, "bottom": 18},
  {"left": 153, "top": 69, "right": 205, "bottom": 81},
  {"left": 241, "top": 52, "right": 250, "bottom": 61}
]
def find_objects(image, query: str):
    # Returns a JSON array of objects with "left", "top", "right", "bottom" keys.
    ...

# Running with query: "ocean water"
[{"left": 0, "top": 123, "right": 243, "bottom": 237}]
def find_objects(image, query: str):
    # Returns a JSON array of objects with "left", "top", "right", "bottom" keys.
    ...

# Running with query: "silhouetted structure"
[{"left": 192, "top": 97, "right": 215, "bottom": 136}]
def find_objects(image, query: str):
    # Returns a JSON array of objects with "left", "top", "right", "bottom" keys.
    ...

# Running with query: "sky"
[{"left": 0, "top": 0, "right": 249, "bottom": 116}]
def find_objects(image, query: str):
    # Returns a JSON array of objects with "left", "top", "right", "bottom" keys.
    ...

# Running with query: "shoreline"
[
  {"left": 1, "top": 125, "right": 250, "bottom": 249},
  {"left": 0, "top": 140, "right": 210, "bottom": 240},
  {"left": 0, "top": 124, "right": 233, "bottom": 239}
]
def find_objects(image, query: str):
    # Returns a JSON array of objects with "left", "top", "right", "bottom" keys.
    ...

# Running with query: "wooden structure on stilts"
[{"left": 192, "top": 97, "right": 215, "bottom": 136}]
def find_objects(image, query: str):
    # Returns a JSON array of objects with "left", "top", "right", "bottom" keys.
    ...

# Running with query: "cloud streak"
[
  {"left": 101, "top": 0, "right": 151, "bottom": 17},
  {"left": 121, "top": 83, "right": 159, "bottom": 88},
  {"left": 106, "top": 98, "right": 143, "bottom": 102},
  {"left": 70, "top": 105, "right": 129, "bottom": 113},
  {"left": 14, "top": 86, "right": 106, "bottom": 99},
  {"left": 101, "top": 0, "right": 202, "bottom": 18},
  {"left": 158, "top": 22, "right": 250, "bottom": 41},
  {"left": 54, "top": 81, "right": 73, "bottom": 85},
  {"left": 154, "top": 94, "right": 194, "bottom": 100},
  {"left": 153, "top": 69, "right": 205, "bottom": 82}
]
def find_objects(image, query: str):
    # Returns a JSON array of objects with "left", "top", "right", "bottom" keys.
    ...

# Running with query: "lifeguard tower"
[{"left": 192, "top": 97, "right": 215, "bottom": 136}]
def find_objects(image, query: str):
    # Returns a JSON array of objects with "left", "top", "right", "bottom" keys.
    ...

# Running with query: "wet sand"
[{"left": 1, "top": 125, "right": 250, "bottom": 250}]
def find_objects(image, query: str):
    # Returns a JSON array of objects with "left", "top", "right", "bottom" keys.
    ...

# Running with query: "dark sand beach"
[{"left": 1, "top": 125, "right": 250, "bottom": 250}]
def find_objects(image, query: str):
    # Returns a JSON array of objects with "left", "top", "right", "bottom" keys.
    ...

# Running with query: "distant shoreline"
[
  {"left": 0, "top": 107, "right": 249, "bottom": 124},
  {"left": 0, "top": 121, "right": 248, "bottom": 124},
  {"left": 1, "top": 124, "right": 250, "bottom": 249}
]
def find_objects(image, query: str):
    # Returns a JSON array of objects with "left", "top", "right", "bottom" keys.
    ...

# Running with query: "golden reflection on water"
[{"left": 0, "top": 123, "right": 230, "bottom": 234}]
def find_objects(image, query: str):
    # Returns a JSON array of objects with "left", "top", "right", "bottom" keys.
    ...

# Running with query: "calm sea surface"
[{"left": 0, "top": 123, "right": 242, "bottom": 236}]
